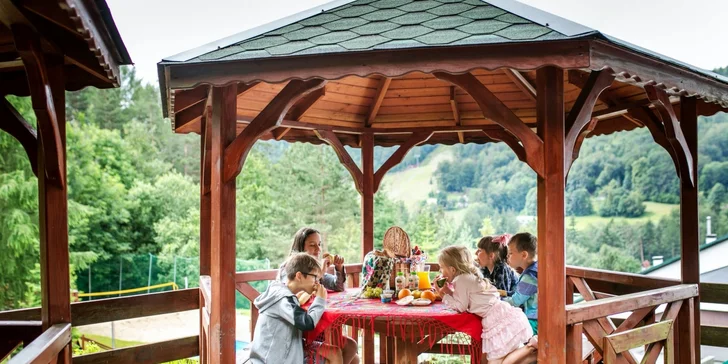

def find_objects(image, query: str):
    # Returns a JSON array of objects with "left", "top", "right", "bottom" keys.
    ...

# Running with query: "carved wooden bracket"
[
  {"left": 314, "top": 130, "right": 364, "bottom": 194},
  {"left": 628, "top": 107, "right": 681, "bottom": 179},
  {"left": 223, "top": 79, "right": 327, "bottom": 182},
  {"left": 644, "top": 84, "right": 695, "bottom": 187},
  {"left": 373, "top": 131, "right": 433, "bottom": 193},
  {"left": 564, "top": 67, "right": 616, "bottom": 176},
  {"left": 433, "top": 72, "right": 544, "bottom": 177},
  {"left": 12, "top": 24, "right": 65, "bottom": 187},
  {"left": 482, "top": 129, "right": 527, "bottom": 164},
  {"left": 0, "top": 98, "right": 38, "bottom": 176}
]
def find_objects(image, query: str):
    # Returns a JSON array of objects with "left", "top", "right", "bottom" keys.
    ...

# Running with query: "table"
[{"left": 304, "top": 289, "right": 483, "bottom": 364}]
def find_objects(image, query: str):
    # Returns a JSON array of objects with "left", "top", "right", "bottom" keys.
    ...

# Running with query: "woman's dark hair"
[
  {"left": 290, "top": 227, "right": 320, "bottom": 254},
  {"left": 477, "top": 235, "right": 508, "bottom": 263}
]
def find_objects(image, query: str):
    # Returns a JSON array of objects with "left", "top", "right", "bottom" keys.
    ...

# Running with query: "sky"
[{"left": 106, "top": 0, "right": 728, "bottom": 85}]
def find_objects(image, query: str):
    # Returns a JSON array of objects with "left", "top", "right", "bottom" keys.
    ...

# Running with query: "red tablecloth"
[{"left": 304, "top": 289, "right": 483, "bottom": 359}]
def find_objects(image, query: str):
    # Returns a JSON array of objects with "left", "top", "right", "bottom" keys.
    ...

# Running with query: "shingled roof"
[{"left": 164, "top": 0, "right": 592, "bottom": 63}]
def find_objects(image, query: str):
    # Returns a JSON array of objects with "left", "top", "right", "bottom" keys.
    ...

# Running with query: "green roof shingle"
[{"left": 186, "top": 0, "right": 568, "bottom": 62}]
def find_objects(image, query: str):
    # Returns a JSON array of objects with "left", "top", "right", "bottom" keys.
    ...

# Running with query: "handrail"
[
  {"left": 0, "top": 289, "right": 199, "bottom": 326},
  {"left": 73, "top": 335, "right": 198, "bottom": 364},
  {"left": 566, "top": 284, "right": 698, "bottom": 325},
  {"left": 7, "top": 323, "right": 71, "bottom": 364}
]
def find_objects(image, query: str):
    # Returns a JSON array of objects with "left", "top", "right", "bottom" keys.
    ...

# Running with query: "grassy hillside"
[{"left": 382, "top": 145, "right": 678, "bottom": 230}]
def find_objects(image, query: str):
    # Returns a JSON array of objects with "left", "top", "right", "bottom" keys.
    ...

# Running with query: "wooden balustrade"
[{"left": 6, "top": 323, "right": 71, "bottom": 364}]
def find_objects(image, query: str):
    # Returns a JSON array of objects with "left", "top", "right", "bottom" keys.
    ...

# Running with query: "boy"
[
  {"left": 249, "top": 253, "right": 340, "bottom": 364},
  {"left": 503, "top": 232, "right": 538, "bottom": 335}
]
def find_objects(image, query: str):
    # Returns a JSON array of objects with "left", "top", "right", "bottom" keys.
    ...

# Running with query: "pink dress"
[{"left": 443, "top": 274, "right": 533, "bottom": 359}]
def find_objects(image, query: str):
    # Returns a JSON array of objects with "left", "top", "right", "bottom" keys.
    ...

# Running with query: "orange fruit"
[
  {"left": 421, "top": 290, "right": 436, "bottom": 302},
  {"left": 398, "top": 289, "right": 411, "bottom": 300}
]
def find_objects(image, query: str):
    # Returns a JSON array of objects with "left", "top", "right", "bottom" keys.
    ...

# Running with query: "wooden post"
[
  {"left": 536, "top": 66, "right": 566, "bottom": 364},
  {"left": 199, "top": 112, "right": 212, "bottom": 364},
  {"left": 209, "top": 84, "right": 237, "bottom": 364},
  {"left": 361, "top": 133, "right": 374, "bottom": 260},
  {"left": 678, "top": 96, "right": 699, "bottom": 364}
]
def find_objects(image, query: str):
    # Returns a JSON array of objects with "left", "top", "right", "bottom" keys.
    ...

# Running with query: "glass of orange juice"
[{"left": 418, "top": 265, "right": 432, "bottom": 290}]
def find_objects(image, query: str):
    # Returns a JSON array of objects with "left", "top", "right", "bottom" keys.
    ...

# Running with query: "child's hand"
[
  {"left": 316, "top": 282, "right": 327, "bottom": 300},
  {"left": 436, "top": 281, "right": 453, "bottom": 296}
]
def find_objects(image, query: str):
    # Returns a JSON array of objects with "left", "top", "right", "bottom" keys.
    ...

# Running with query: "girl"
[
  {"left": 475, "top": 234, "right": 518, "bottom": 297},
  {"left": 277, "top": 227, "right": 359, "bottom": 364},
  {"left": 436, "top": 246, "right": 533, "bottom": 364}
]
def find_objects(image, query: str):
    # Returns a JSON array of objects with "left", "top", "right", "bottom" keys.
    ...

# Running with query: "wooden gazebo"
[
  {"left": 158, "top": 0, "right": 728, "bottom": 363},
  {"left": 0, "top": 0, "right": 130, "bottom": 362}
]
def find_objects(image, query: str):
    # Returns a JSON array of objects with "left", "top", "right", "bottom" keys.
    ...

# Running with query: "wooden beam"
[
  {"left": 449, "top": 86, "right": 464, "bottom": 143},
  {"left": 6, "top": 323, "right": 70, "bottom": 364},
  {"left": 434, "top": 71, "right": 544, "bottom": 177},
  {"left": 564, "top": 67, "right": 616, "bottom": 174},
  {"left": 167, "top": 40, "right": 591, "bottom": 89},
  {"left": 175, "top": 100, "right": 206, "bottom": 130},
  {"left": 285, "top": 86, "right": 325, "bottom": 121},
  {"left": 568, "top": 70, "right": 619, "bottom": 107},
  {"left": 504, "top": 68, "right": 537, "bottom": 102},
  {"left": 590, "top": 40, "right": 728, "bottom": 108},
  {"left": 604, "top": 320, "right": 673, "bottom": 356},
  {"left": 209, "top": 84, "right": 237, "bottom": 364},
  {"left": 223, "top": 79, "right": 326, "bottom": 182},
  {"left": 373, "top": 132, "right": 432, "bottom": 192},
  {"left": 272, "top": 127, "right": 291, "bottom": 141},
  {"left": 174, "top": 85, "right": 209, "bottom": 114},
  {"left": 645, "top": 84, "right": 694, "bottom": 187},
  {"left": 367, "top": 77, "right": 391, "bottom": 125},
  {"left": 200, "top": 113, "right": 212, "bottom": 276},
  {"left": 0, "top": 98, "right": 38, "bottom": 176},
  {"left": 361, "top": 133, "right": 374, "bottom": 260},
  {"left": 679, "top": 96, "right": 700, "bottom": 364},
  {"left": 73, "top": 336, "right": 199, "bottom": 364},
  {"left": 13, "top": 24, "right": 65, "bottom": 187},
  {"left": 314, "top": 129, "right": 363, "bottom": 194}
]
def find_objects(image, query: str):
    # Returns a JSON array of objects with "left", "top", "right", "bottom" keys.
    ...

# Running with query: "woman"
[
  {"left": 278, "top": 227, "right": 359, "bottom": 364},
  {"left": 278, "top": 227, "right": 346, "bottom": 291}
]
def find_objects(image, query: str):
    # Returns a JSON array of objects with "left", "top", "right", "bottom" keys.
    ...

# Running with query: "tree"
[
  {"left": 595, "top": 245, "right": 641, "bottom": 273},
  {"left": 708, "top": 183, "right": 727, "bottom": 213},
  {"left": 566, "top": 188, "right": 593, "bottom": 216}
]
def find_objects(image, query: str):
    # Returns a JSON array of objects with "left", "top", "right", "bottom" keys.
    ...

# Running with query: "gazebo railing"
[{"left": 0, "top": 289, "right": 200, "bottom": 364}]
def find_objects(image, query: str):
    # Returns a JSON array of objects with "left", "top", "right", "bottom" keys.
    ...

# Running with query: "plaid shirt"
[{"left": 480, "top": 260, "right": 518, "bottom": 297}]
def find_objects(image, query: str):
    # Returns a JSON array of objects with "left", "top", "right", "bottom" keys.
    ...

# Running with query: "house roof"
[{"left": 641, "top": 234, "right": 728, "bottom": 275}]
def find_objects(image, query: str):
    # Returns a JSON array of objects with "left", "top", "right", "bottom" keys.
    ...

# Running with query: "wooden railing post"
[{"left": 536, "top": 65, "right": 566, "bottom": 364}]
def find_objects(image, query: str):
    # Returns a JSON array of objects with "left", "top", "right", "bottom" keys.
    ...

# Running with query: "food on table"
[
  {"left": 398, "top": 289, "right": 411, "bottom": 299},
  {"left": 412, "top": 290, "right": 421, "bottom": 299},
  {"left": 436, "top": 277, "right": 447, "bottom": 288},
  {"left": 361, "top": 286, "right": 383, "bottom": 298},
  {"left": 381, "top": 290, "right": 394, "bottom": 303},
  {"left": 420, "top": 290, "right": 436, "bottom": 301},
  {"left": 498, "top": 289, "right": 507, "bottom": 297},
  {"left": 396, "top": 295, "right": 414, "bottom": 306},
  {"left": 417, "top": 271, "right": 432, "bottom": 290},
  {"left": 412, "top": 298, "right": 431, "bottom": 306}
]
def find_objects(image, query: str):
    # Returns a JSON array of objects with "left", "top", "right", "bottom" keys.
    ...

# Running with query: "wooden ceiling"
[{"left": 172, "top": 68, "right": 669, "bottom": 148}]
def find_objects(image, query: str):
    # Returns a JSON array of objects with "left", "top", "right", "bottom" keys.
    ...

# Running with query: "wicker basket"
[{"left": 382, "top": 226, "right": 411, "bottom": 258}]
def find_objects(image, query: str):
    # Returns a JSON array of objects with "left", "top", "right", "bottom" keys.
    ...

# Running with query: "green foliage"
[
  {"left": 566, "top": 188, "right": 593, "bottom": 216},
  {"left": 598, "top": 181, "right": 646, "bottom": 218}
]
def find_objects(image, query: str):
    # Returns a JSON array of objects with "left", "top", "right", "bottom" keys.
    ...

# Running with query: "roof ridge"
[
  {"left": 640, "top": 233, "right": 728, "bottom": 275},
  {"left": 162, "top": 0, "right": 356, "bottom": 62},
  {"left": 482, "top": 0, "right": 594, "bottom": 37}
]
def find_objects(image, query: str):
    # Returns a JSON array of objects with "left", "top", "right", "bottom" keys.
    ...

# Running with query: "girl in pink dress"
[{"left": 436, "top": 246, "right": 533, "bottom": 364}]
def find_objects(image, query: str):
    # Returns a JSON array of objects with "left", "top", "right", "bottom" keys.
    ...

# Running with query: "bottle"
[
  {"left": 408, "top": 273, "right": 419, "bottom": 290},
  {"left": 395, "top": 272, "right": 406, "bottom": 291}
]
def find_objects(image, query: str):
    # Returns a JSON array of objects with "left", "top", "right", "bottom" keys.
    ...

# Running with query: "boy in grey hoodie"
[{"left": 250, "top": 253, "right": 341, "bottom": 364}]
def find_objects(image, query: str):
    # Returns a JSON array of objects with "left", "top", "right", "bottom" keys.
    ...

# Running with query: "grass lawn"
[
  {"left": 82, "top": 333, "right": 145, "bottom": 348},
  {"left": 382, "top": 146, "right": 453, "bottom": 211},
  {"left": 570, "top": 201, "right": 678, "bottom": 229}
]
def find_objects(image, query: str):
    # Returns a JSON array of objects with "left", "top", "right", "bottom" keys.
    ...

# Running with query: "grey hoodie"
[{"left": 249, "top": 281, "right": 326, "bottom": 364}]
